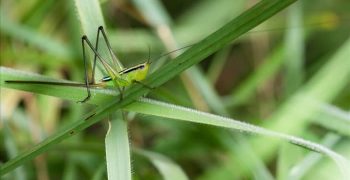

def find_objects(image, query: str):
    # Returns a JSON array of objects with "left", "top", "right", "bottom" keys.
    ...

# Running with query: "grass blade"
[
  {"left": 126, "top": 98, "right": 350, "bottom": 179},
  {"left": 105, "top": 113, "right": 131, "bottom": 180},
  {"left": 3, "top": 123, "right": 26, "bottom": 180},
  {"left": 135, "top": 149, "right": 188, "bottom": 180},
  {"left": 287, "top": 133, "right": 341, "bottom": 180},
  {"left": 313, "top": 103, "right": 350, "bottom": 136},
  {"left": 283, "top": 1, "right": 305, "bottom": 96},
  {"left": 224, "top": 43, "right": 285, "bottom": 107}
]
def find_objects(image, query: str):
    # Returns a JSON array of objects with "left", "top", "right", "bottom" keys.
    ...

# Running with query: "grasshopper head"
[{"left": 133, "top": 62, "right": 150, "bottom": 82}]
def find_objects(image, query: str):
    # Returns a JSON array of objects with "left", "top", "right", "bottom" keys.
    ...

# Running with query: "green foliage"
[{"left": 1, "top": 0, "right": 350, "bottom": 179}]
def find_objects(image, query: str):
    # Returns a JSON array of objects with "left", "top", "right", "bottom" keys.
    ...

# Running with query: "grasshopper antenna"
[
  {"left": 151, "top": 43, "right": 196, "bottom": 63},
  {"left": 147, "top": 44, "right": 151, "bottom": 64}
]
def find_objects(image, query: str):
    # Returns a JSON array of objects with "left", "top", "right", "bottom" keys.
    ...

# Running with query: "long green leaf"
[
  {"left": 283, "top": 1, "right": 304, "bottom": 96},
  {"left": 126, "top": 98, "right": 350, "bottom": 179},
  {"left": 287, "top": 133, "right": 341, "bottom": 180},
  {"left": 105, "top": 113, "right": 131, "bottom": 180}
]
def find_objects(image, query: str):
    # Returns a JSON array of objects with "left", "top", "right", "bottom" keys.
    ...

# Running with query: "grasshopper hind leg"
[
  {"left": 79, "top": 26, "right": 118, "bottom": 103},
  {"left": 78, "top": 35, "right": 92, "bottom": 103}
]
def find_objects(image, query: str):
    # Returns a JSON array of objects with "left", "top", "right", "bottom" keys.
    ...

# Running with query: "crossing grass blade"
[
  {"left": 126, "top": 98, "right": 350, "bottom": 179},
  {"left": 105, "top": 113, "right": 131, "bottom": 180},
  {"left": 74, "top": 1, "right": 130, "bottom": 180}
]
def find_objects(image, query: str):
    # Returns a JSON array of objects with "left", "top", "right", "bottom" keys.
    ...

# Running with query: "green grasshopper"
[
  {"left": 6, "top": 26, "right": 185, "bottom": 103},
  {"left": 78, "top": 26, "right": 154, "bottom": 102}
]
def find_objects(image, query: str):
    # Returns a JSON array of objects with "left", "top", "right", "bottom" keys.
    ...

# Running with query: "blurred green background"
[{"left": 1, "top": 0, "right": 350, "bottom": 179}]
